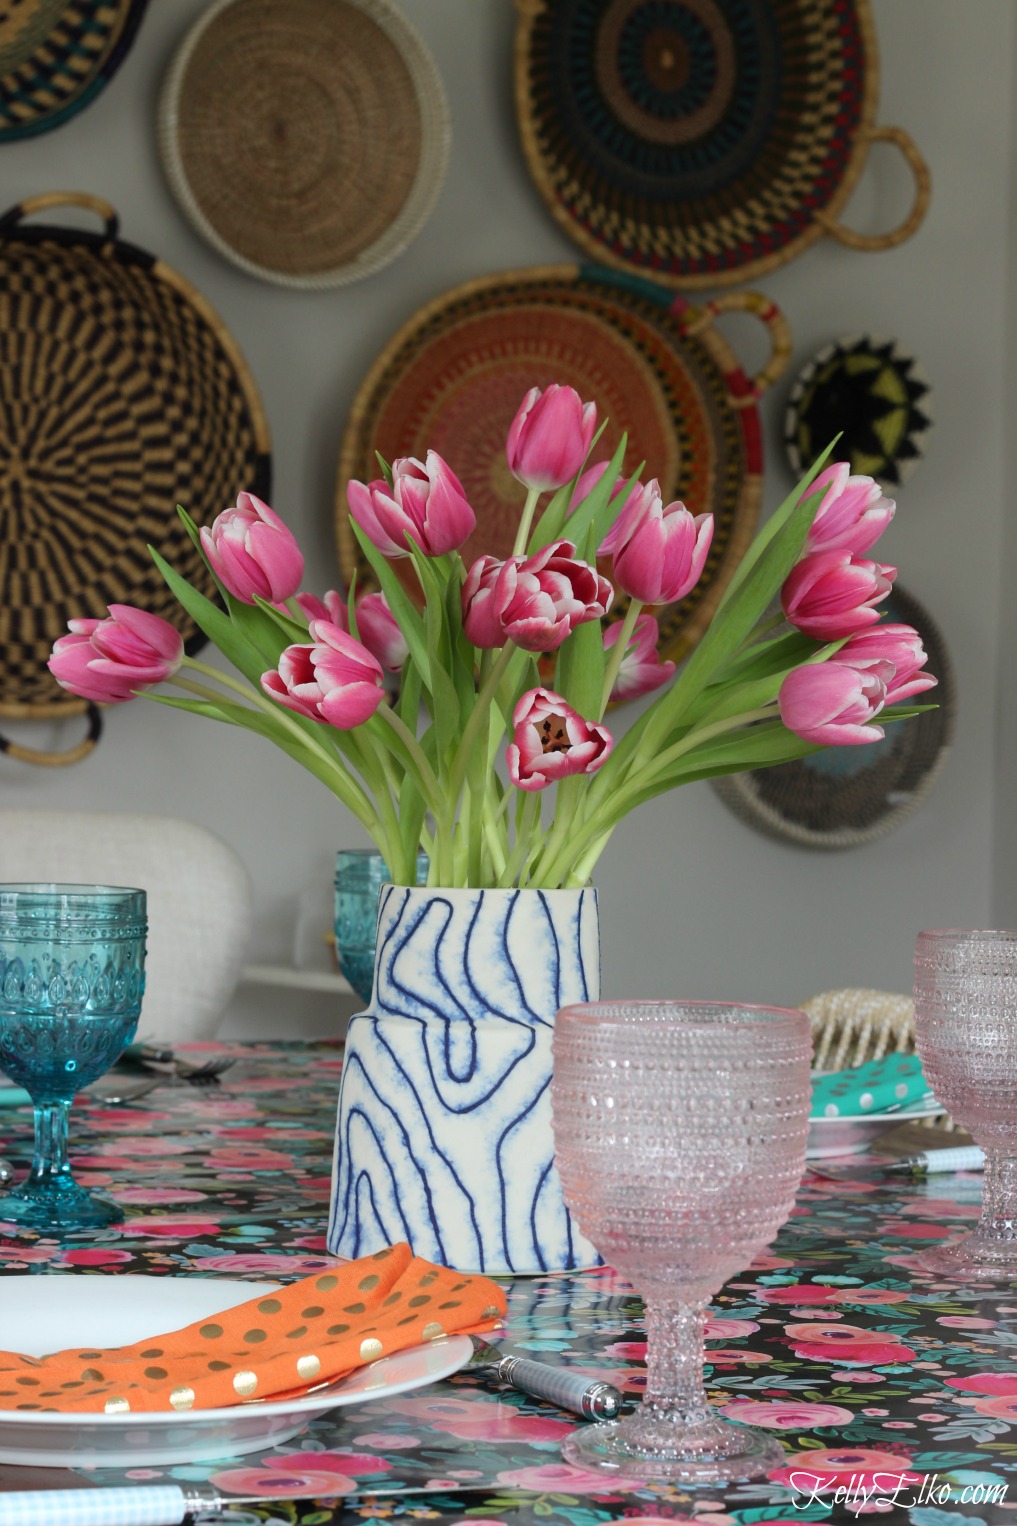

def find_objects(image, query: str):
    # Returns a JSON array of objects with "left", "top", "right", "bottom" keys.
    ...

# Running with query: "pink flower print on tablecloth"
[
  {"left": 783, "top": 1321, "right": 916, "bottom": 1365},
  {"left": 720, "top": 1399, "right": 854, "bottom": 1430},
  {"left": 756, "top": 1283, "right": 909, "bottom": 1306},
  {"left": 769, "top": 1445, "right": 923, "bottom": 1492},
  {"left": 496, "top": 1461, "right": 644, "bottom": 1493}
]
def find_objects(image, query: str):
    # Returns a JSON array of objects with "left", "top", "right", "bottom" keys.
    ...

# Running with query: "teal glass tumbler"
[
  {"left": 335, "top": 850, "right": 428, "bottom": 1006},
  {"left": 0, "top": 883, "right": 147, "bottom": 1229}
]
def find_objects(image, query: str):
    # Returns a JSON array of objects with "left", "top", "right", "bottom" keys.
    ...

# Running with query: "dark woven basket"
[
  {"left": 515, "top": 0, "right": 930, "bottom": 288},
  {"left": 337, "top": 265, "right": 792, "bottom": 675},
  {"left": 785, "top": 335, "right": 933, "bottom": 490},
  {"left": 711, "top": 585, "right": 953, "bottom": 849},
  {"left": 0, "top": 193, "right": 271, "bottom": 748},
  {"left": 0, "top": 0, "right": 149, "bottom": 142}
]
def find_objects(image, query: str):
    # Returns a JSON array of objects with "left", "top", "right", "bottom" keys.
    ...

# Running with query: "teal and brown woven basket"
[{"left": 0, "top": 0, "right": 148, "bottom": 141}]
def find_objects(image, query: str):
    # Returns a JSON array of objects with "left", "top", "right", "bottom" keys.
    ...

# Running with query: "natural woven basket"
[
  {"left": 0, "top": 0, "right": 149, "bottom": 142},
  {"left": 0, "top": 193, "right": 271, "bottom": 763},
  {"left": 515, "top": 0, "right": 930, "bottom": 289},
  {"left": 337, "top": 265, "right": 792, "bottom": 673},
  {"left": 159, "top": 0, "right": 450, "bottom": 289}
]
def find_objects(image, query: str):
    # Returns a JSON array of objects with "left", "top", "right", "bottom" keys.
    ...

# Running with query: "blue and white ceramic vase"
[{"left": 328, "top": 884, "right": 601, "bottom": 1275}]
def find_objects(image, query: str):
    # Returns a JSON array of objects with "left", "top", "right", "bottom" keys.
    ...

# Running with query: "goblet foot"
[
  {"left": 0, "top": 1178, "right": 124, "bottom": 1230},
  {"left": 911, "top": 1229, "right": 1017, "bottom": 1283},
  {"left": 562, "top": 1409, "right": 784, "bottom": 1485}
]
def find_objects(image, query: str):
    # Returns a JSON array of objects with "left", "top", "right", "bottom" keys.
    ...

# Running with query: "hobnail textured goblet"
[
  {"left": 912, "top": 929, "right": 1017, "bottom": 1280},
  {"left": 551, "top": 1000, "right": 812, "bottom": 1485},
  {"left": 334, "top": 848, "right": 428, "bottom": 1005},
  {"left": 0, "top": 884, "right": 147, "bottom": 1229}
]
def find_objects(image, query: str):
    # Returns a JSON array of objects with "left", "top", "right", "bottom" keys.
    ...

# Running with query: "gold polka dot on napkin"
[{"left": 0, "top": 1243, "right": 505, "bottom": 1414}]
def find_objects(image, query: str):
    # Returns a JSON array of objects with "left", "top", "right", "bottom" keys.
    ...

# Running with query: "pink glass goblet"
[
  {"left": 911, "top": 929, "right": 1017, "bottom": 1280},
  {"left": 550, "top": 999, "right": 812, "bottom": 1485}
]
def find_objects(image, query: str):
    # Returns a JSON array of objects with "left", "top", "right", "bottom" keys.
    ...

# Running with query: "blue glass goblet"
[
  {"left": 335, "top": 849, "right": 428, "bottom": 1006},
  {"left": 0, "top": 884, "right": 147, "bottom": 1229}
]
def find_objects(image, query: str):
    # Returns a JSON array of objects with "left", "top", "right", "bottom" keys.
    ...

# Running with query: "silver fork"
[{"left": 175, "top": 1056, "right": 236, "bottom": 1086}]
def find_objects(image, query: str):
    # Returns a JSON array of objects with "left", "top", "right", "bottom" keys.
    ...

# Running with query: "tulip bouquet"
[{"left": 48, "top": 384, "right": 935, "bottom": 889}]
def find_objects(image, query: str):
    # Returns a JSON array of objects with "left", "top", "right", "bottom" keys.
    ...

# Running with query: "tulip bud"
[
  {"left": 347, "top": 451, "right": 475, "bottom": 559},
  {"left": 261, "top": 621, "right": 384, "bottom": 729},
  {"left": 600, "top": 480, "right": 714, "bottom": 606},
  {"left": 805, "top": 463, "right": 895, "bottom": 557},
  {"left": 48, "top": 605, "right": 184, "bottom": 704},
  {"left": 200, "top": 491, "right": 304, "bottom": 605},
  {"left": 603, "top": 614, "right": 675, "bottom": 702},
  {"left": 781, "top": 551, "right": 896, "bottom": 641},
  {"left": 506, "top": 385, "right": 597, "bottom": 492},
  {"left": 779, "top": 661, "right": 887, "bottom": 746}
]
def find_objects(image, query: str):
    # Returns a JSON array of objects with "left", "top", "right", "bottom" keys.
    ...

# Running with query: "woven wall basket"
[
  {"left": 0, "top": 193, "right": 270, "bottom": 765},
  {"left": 711, "top": 585, "right": 953, "bottom": 849},
  {"left": 514, "top": 0, "right": 931, "bottom": 289},
  {"left": 159, "top": 0, "right": 450, "bottom": 289},
  {"left": 785, "top": 335, "right": 933, "bottom": 490},
  {"left": 0, "top": 0, "right": 148, "bottom": 142},
  {"left": 337, "top": 265, "right": 792, "bottom": 674}
]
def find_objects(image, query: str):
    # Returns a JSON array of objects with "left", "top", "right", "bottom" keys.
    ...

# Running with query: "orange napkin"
[{"left": 0, "top": 1243, "right": 504, "bottom": 1415}]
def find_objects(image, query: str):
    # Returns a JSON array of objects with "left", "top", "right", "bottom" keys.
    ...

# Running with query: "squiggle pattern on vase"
[{"left": 328, "top": 886, "right": 601, "bottom": 1275}]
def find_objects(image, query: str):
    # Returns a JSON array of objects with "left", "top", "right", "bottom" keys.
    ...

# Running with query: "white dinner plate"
[
  {"left": 0, "top": 1276, "right": 471, "bottom": 1467},
  {"left": 807, "top": 1101, "right": 946, "bottom": 1159}
]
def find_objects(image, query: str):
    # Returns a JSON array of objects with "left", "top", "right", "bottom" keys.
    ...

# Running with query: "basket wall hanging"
[
  {"left": 785, "top": 335, "right": 933, "bottom": 490},
  {"left": 0, "top": 192, "right": 271, "bottom": 765},
  {"left": 711, "top": 585, "right": 953, "bottom": 849},
  {"left": 514, "top": 0, "right": 931, "bottom": 289},
  {"left": 159, "top": 0, "right": 451, "bottom": 289},
  {"left": 0, "top": 0, "right": 148, "bottom": 142},
  {"left": 337, "top": 264, "right": 792, "bottom": 675}
]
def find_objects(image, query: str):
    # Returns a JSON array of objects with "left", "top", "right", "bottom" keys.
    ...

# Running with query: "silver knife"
[{"left": 467, "top": 1334, "right": 622, "bottom": 1419}]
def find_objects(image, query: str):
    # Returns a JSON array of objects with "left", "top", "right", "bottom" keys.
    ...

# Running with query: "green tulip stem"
[
  {"left": 599, "top": 598, "right": 642, "bottom": 717},
  {"left": 512, "top": 487, "right": 542, "bottom": 557},
  {"left": 376, "top": 702, "right": 446, "bottom": 825},
  {"left": 446, "top": 643, "right": 516, "bottom": 808},
  {"left": 177, "top": 659, "right": 380, "bottom": 835},
  {"left": 539, "top": 705, "right": 777, "bottom": 885}
]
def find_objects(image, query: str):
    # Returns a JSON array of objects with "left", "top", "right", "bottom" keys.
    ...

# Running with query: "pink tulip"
[
  {"left": 572, "top": 460, "right": 644, "bottom": 526},
  {"left": 295, "top": 589, "right": 348, "bottom": 628},
  {"left": 805, "top": 463, "right": 895, "bottom": 557},
  {"left": 781, "top": 550, "right": 896, "bottom": 640},
  {"left": 462, "top": 540, "right": 612, "bottom": 653},
  {"left": 48, "top": 604, "right": 184, "bottom": 704},
  {"left": 599, "top": 480, "right": 714, "bottom": 605},
  {"left": 347, "top": 451, "right": 475, "bottom": 559},
  {"left": 261, "top": 620, "right": 384, "bottom": 728},
  {"left": 199, "top": 491, "right": 304, "bottom": 605},
  {"left": 779, "top": 661, "right": 888, "bottom": 746},
  {"left": 838, "top": 624, "right": 938, "bottom": 705},
  {"left": 507, "top": 688, "right": 613, "bottom": 791},
  {"left": 356, "top": 592, "right": 408, "bottom": 672},
  {"left": 603, "top": 614, "right": 675, "bottom": 702},
  {"left": 506, "top": 385, "right": 597, "bottom": 492}
]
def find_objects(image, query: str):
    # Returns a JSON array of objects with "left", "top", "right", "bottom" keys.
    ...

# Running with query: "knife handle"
[
  {"left": 0, "top": 1485, "right": 189, "bottom": 1526},
  {"left": 495, "top": 1355, "right": 622, "bottom": 1420}
]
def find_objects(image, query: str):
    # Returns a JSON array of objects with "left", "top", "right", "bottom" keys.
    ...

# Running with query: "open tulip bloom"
[{"left": 48, "top": 383, "right": 935, "bottom": 889}]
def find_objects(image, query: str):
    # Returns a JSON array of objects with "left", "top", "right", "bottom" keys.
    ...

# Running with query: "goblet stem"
[
  {"left": 27, "top": 1101, "right": 72, "bottom": 1188},
  {"left": 641, "top": 1297, "right": 714, "bottom": 1427},
  {"left": 978, "top": 1149, "right": 1017, "bottom": 1244}
]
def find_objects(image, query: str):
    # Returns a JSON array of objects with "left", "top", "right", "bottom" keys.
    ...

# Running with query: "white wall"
[{"left": 0, "top": 0, "right": 1011, "bottom": 1032}]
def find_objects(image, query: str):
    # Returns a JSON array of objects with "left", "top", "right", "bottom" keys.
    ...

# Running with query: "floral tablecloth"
[{"left": 0, "top": 1041, "right": 1014, "bottom": 1526}]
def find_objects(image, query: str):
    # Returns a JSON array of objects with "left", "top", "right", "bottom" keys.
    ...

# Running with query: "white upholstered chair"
[{"left": 0, "top": 810, "right": 253, "bottom": 1042}]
